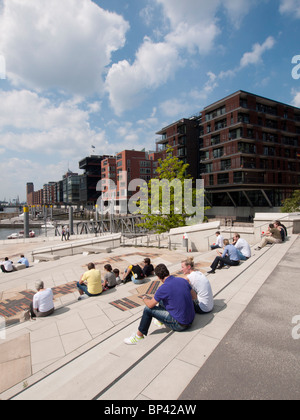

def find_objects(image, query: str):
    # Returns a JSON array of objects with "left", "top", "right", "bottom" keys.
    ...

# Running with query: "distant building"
[
  {"left": 43, "top": 182, "right": 57, "bottom": 205},
  {"left": 79, "top": 155, "right": 113, "bottom": 207},
  {"left": 100, "top": 150, "right": 163, "bottom": 214},
  {"left": 199, "top": 90, "right": 300, "bottom": 209},
  {"left": 62, "top": 171, "right": 81, "bottom": 204}
]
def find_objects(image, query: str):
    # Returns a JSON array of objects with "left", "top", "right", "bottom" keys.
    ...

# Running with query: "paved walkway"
[
  {"left": 0, "top": 234, "right": 299, "bottom": 400},
  {"left": 179, "top": 235, "right": 300, "bottom": 400}
]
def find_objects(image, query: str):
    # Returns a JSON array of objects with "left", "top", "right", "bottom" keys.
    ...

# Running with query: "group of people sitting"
[
  {"left": 207, "top": 220, "right": 287, "bottom": 274},
  {"left": 27, "top": 256, "right": 215, "bottom": 339},
  {"left": 255, "top": 220, "right": 287, "bottom": 250},
  {"left": 24, "top": 221, "right": 288, "bottom": 331},
  {"left": 0, "top": 255, "right": 29, "bottom": 273},
  {"left": 77, "top": 257, "right": 155, "bottom": 300},
  {"left": 208, "top": 232, "right": 251, "bottom": 274}
]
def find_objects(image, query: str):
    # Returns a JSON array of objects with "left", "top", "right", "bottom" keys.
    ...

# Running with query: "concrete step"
[{"left": 9, "top": 236, "right": 298, "bottom": 400}]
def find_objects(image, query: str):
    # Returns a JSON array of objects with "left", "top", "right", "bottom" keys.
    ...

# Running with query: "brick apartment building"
[
  {"left": 100, "top": 150, "right": 163, "bottom": 213},
  {"left": 199, "top": 90, "right": 300, "bottom": 209},
  {"left": 156, "top": 118, "right": 199, "bottom": 181}
]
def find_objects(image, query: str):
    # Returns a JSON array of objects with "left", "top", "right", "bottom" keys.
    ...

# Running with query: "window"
[
  {"left": 217, "top": 173, "right": 229, "bottom": 185},
  {"left": 221, "top": 159, "right": 231, "bottom": 170},
  {"left": 234, "top": 172, "right": 244, "bottom": 183},
  {"left": 238, "top": 142, "right": 256, "bottom": 154},
  {"left": 213, "top": 147, "right": 224, "bottom": 158}
]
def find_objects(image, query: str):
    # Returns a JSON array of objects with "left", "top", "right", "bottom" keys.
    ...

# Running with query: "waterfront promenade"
[{"left": 0, "top": 233, "right": 299, "bottom": 400}]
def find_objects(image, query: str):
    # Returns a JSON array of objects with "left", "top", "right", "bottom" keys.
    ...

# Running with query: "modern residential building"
[
  {"left": 42, "top": 182, "right": 57, "bottom": 205},
  {"left": 156, "top": 118, "right": 199, "bottom": 181},
  {"left": 100, "top": 156, "right": 117, "bottom": 200},
  {"left": 62, "top": 171, "right": 81, "bottom": 204},
  {"left": 199, "top": 90, "right": 300, "bottom": 211},
  {"left": 79, "top": 155, "right": 113, "bottom": 207}
]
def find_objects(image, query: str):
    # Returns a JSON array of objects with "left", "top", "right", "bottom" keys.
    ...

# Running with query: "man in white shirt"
[
  {"left": 1, "top": 257, "right": 15, "bottom": 273},
  {"left": 210, "top": 231, "right": 224, "bottom": 250},
  {"left": 233, "top": 234, "right": 251, "bottom": 260},
  {"left": 30, "top": 280, "right": 54, "bottom": 318}
]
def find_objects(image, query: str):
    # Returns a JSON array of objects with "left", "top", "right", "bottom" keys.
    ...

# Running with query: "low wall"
[
  {"left": 169, "top": 221, "right": 221, "bottom": 252},
  {"left": 31, "top": 233, "right": 122, "bottom": 260},
  {"left": 168, "top": 212, "right": 300, "bottom": 252},
  {"left": 253, "top": 213, "right": 300, "bottom": 243}
]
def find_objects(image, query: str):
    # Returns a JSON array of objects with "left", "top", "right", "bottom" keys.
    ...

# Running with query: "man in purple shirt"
[{"left": 124, "top": 264, "right": 195, "bottom": 345}]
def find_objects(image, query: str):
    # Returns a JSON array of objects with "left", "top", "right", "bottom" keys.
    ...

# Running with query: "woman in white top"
[
  {"left": 30, "top": 280, "right": 55, "bottom": 319},
  {"left": 181, "top": 257, "right": 214, "bottom": 314}
]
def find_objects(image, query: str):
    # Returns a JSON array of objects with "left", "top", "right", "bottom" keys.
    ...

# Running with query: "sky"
[{"left": 0, "top": 0, "right": 300, "bottom": 202}]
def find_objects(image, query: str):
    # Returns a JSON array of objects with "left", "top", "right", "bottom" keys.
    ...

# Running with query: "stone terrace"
[{"left": 0, "top": 235, "right": 299, "bottom": 400}]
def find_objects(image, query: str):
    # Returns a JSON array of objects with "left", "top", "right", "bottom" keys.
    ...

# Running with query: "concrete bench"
[
  {"left": 33, "top": 254, "right": 60, "bottom": 262},
  {"left": 82, "top": 247, "right": 112, "bottom": 254},
  {"left": 16, "top": 264, "right": 27, "bottom": 271}
]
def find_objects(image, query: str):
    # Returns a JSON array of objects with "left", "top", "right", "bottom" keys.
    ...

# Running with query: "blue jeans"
[
  {"left": 236, "top": 249, "right": 247, "bottom": 261},
  {"left": 77, "top": 282, "right": 102, "bottom": 297},
  {"left": 138, "top": 302, "right": 192, "bottom": 336}
]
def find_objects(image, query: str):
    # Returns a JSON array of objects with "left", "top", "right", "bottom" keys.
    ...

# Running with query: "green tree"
[
  {"left": 281, "top": 190, "right": 300, "bottom": 213},
  {"left": 133, "top": 147, "right": 209, "bottom": 233}
]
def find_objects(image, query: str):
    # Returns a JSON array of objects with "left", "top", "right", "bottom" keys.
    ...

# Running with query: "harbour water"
[
  {"left": 0, "top": 207, "right": 43, "bottom": 240},
  {"left": 0, "top": 228, "right": 23, "bottom": 240}
]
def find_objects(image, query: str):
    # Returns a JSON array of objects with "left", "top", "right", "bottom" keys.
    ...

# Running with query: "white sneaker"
[
  {"left": 153, "top": 319, "right": 164, "bottom": 328},
  {"left": 124, "top": 333, "right": 144, "bottom": 345}
]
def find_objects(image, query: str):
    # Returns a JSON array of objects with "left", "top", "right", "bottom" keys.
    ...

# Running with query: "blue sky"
[{"left": 0, "top": 0, "right": 299, "bottom": 201}]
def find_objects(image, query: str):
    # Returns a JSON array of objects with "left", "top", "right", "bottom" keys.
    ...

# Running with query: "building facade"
[
  {"left": 100, "top": 150, "right": 162, "bottom": 213},
  {"left": 199, "top": 90, "right": 300, "bottom": 209},
  {"left": 156, "top": 118, "right": 199, "bottom": 181},
  {"left": 79, "top": 155, "right": 113, "bottom": 207},
  {"left": 62, "top": 171, "right": 81, "bottom": 204}
]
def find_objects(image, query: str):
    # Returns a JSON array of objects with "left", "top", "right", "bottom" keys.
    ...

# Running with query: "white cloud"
[
  {"left": 222, "top": 0, "right": 257, "bottom": 28},
  {"left": 240, "top": 36, "right": 276, "bottom": 68},
  {"left": 279, "top": 0, "right": 300, "bottom": 18},
  {"left": 106, "top": 38, "right": 182, "bottom": 115},
  {"left": 0, "top": 89, "right": 108, "bottom": 157},
  {"left": 156, "top": 0, "right": 221, "bottom": 54},
  {"left": 291, "top": 89, "right": 300, "bottom": 107},
  {"left": 106, "top": 0, "right": 257, "bottom": 115},
  {"left": 0, "top": 0, "right": 129, "bottom": 95}
]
